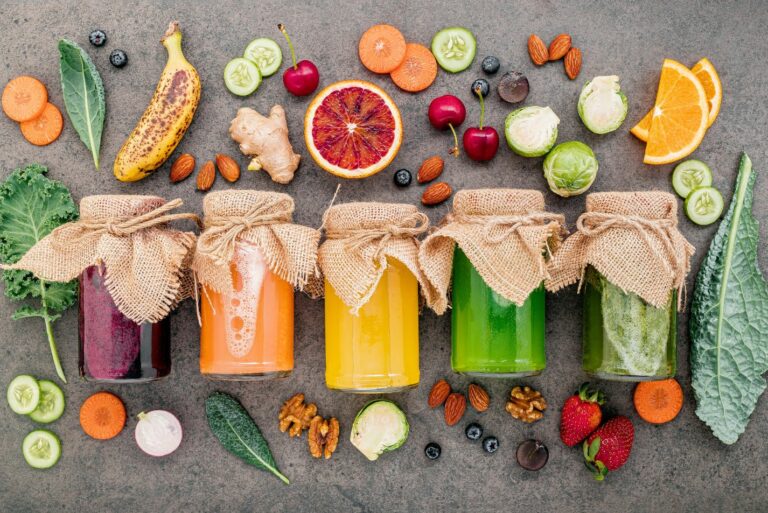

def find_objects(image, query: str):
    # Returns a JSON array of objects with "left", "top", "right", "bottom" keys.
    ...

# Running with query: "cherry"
[
  {"left": 463, "top": 84, "right": 499, "bottom": 161},
  {"left": 428, "top": 95, "right": 466, "bottom": 157},
  {"left": 279, "top": 24, "right": 319, "bottom": 96}
]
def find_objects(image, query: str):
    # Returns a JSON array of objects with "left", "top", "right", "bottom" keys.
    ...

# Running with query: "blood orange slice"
[{"left": 305, "top": 80, "right": 403, "bottom": 179}]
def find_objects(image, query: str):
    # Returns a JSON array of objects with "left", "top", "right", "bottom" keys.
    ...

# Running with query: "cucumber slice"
[
  {"left": 244, "top": 38, "right": 282, "bottom": 77},
  {"left": 28, "top": 380, "right": 65, "bottom": 424},
  {"left": 7, "top": 375, "right": 40, "bottom": 415},
  {"left": 685, "top": 186, "right": 724, "bottom": 226},
  {"left": 22, "top": 429, "right": 61, "bottom": 469},
  {"left": 224, "top": 57, "right": 262, "bottom": 96},
  {"left": 672, "top": 159, "right": 713, "bottom": 198},
  {"left": 431, "top": 27, "right": 476, "bottom": 73}
]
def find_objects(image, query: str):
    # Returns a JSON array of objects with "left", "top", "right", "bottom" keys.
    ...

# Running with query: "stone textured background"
[{"left": 1, "top": 1, "right": 767, "bottom": 511}]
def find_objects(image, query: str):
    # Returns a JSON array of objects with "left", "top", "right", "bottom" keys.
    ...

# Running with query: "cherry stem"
[
  {"left": 474, "top": 85, "right": 485, "bottom": 130},
  {"left": 448, "top": 123, "right": 459, "bottom": 157},
  {"left": 278, "top": 24, "right": 298, "bottom": 70}
]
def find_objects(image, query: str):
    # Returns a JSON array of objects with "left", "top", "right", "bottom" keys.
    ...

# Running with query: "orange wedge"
[
  {"left": 691, "top": 58, "right": 722, "bottom": 127},
  {"left": 630, "top": 109, "right": 653, "bottom": 141},
  {"left": 643, "top": 59, "right": 708, "bottom": 165}
]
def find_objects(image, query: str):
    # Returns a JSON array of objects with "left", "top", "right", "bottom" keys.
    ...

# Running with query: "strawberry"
[
  {"left": 559, "top": 383, "right": 604, "bottom": 447},
  {"left": 583, "top": 416, "right": 634, "bottom": 481}
]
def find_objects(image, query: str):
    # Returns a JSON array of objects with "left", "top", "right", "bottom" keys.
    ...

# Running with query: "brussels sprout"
[
  {"left": 350, "top": 400, "right": 409, "bottom": 461},
  {"left": 577, "top": 76, "right": 628, "bottom": 134},
  {"left": 504, "top": 106, "right": 560, "bottom": 157},
  {"left": 543, "top": 141, "right": 598, "bottom": 197}
]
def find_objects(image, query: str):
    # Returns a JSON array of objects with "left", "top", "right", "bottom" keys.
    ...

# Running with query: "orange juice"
[
  {"left": 325, "top": 258, "right": 419, "bottom": 392},
  {"left": 200, "top": 241, "right": 294, "bottom": 379}
]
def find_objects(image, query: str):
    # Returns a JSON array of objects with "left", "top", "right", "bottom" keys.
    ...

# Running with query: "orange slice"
[
  {"left": 643, "top": 59, "right": 708, "bottom": 165},
  {"left": 630, "top": 109, "right": 653, "bottom": 142},
  {"left": 691, "top": 58, "right": 722, "bottom": 127}
]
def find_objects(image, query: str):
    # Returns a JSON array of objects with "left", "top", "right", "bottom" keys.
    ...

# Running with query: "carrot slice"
[
  {"left": 80, "top": 392, "right": 127, "bottom": 440},
  {"left": 390, "top": 43, "right": 438, "bottom": 92},
  {"left": 634, "top": 378, "right": 683, "bottom": 424},
  {"left": 20, "top": 103, "right": 63, "bottom": 146},
  {"left": 359, "top": 24, "right": 407, "bottom": 74},
  {"left": 2, "top": 76, "right": 48, "bottom": 122}
]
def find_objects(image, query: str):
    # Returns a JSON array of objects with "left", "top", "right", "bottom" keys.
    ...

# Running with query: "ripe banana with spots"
[{"left": 114, "top": 21, "right": 201, "bottom": 182}]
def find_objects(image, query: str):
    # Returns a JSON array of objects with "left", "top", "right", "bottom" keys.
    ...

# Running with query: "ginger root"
[{"left": 229, "top": 105, "right": 300, "bottom": 184}]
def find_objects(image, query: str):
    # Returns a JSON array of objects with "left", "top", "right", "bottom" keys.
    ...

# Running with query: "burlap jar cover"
[
  {"left": 419, "top": 189, "right": 566, "bottom": 314},
  {"left": 4, "top": 195, "right": 198, "bottom": 324},
  {"left": 319, "top": 202, "right": 430, "bottom": 314},
  {"left": 192, "top": 190, "right": 320, "bottom": 293},
  {"left": 547, "top": 191, "right": 695, "bottom": 309}
]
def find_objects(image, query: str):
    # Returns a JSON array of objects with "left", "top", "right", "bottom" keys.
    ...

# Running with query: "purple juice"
[{"left": 79, "top": 265, "right": 170, "bottom": 382}]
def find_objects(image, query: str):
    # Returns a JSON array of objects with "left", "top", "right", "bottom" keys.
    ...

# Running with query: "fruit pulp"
[
  {"left": 582, "top": 267, "right": 676, "bottom": 381},
  {"left": 451, "top": 247, "right": 545, "bottom": 376},
  {"left": 200, "top": 242, "right": 294, "bottom": 380},
  {"left": 79, "top": 264, "right": 170, "bottom": 382},
  {"left": 325, "top": 258, "right": 419, "bottom": 392}
]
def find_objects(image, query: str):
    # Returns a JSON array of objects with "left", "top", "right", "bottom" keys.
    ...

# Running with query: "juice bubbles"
[{"left": 200, "top": 241, "right": 294, "bottom": 379}]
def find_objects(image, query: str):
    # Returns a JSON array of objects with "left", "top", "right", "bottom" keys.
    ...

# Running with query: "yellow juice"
[{"left": 324, "top": 258, "right": 419, "bottom": 392}]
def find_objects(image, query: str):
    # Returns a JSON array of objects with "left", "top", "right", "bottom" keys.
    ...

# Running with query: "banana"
[{"left": 114, "top": 21, "right": 201, "bottom": 182}]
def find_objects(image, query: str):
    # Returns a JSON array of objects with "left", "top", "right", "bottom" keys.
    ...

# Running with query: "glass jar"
[
  {"left": 451, "top": 247, "right": 546, "bottom": 377},
  {"left": 582, "top": 267, "right": 676, "bottom": 380},
  {"left": 200, "top": 241, "right": 294, "bottom": 380},
  {"left": 79, "top": 265, "right": 170, "bottom": 382},
  {"left": 324, "top": 257, "right": 419, "bottom": 392}
]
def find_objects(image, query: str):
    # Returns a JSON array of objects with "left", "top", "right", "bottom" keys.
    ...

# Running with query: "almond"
[
  {"left": 196, "top": 160, "right": 216, "bottom": 191},
  {"left": 215, "top": 153, "right": 241, "bottom": 182},
  {"left": 421, "top": 182, "right": 452, "bottom": 206},
  {"left": 417, "top": 155, "right": 444, "bottom": 184},
  {"left": 564, "top": 47, "right": 582, "bottom": 80},
  {"left": 468, "top": 383, "right": 490, "bottom": 412},
  {"left": 428, "top": 379, "right": 451, "bottom": 408},
  {"left": 444, "top": 392, "right": 466, "bottom": 426},
  {"left": 169, "top": 153, "right": 195, "bottom": 183},
  {"left": 527, "top": 34, "right": 549, "bottom": 66},
  {"left": 548, "top": 33, "right": 572, "bottom": 61}
]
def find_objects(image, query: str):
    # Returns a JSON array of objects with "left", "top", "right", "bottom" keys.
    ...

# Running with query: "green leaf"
[
  {"left": 588, "top": 437, "right": 601, "bottom": 459},
  {"left": 691, "top": 153, "right": 768, "bottom": 444},
  {"left": 58, "top": 39, "right": 105, "bottom": 169},
  {"left": 205, "top": 392, "right": 289, "bottom": 484}
]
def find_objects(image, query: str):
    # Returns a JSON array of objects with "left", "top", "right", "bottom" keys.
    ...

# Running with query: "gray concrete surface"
[{"left": 1, "top": 0, "right": 767, "bottom": 511}]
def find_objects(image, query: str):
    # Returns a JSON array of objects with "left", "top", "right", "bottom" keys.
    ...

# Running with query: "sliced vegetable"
[
  {"left": 224, "top": 57, "right": 262, "bottom": 96},
  {"left": 1, "top": 76, "right": 48, "bottom": 122},
  {"left": 431, "top": 27, "right": 476, "bottom": 73},
  {"left": 672, "top": 159, "right": 713, "bottom": 198},
  {"left": 685, "top": 186, "right": 724, "bottom": 226},
  {"left": 358, "top": 24, "right": 407, "bottom": 74},
  {"left": 577, "top": 75, "right": 628, "bottom": 134},
  {"left": 390, "top": 43, "right": 437, "bottom": 92},
  {"left": 350, "top": 400, "right": 409, "bottom": 461},
  {"left": 244, "top": 38, "right": 282, "bottom": 77},
  {"left": 135, "top": 410, "right": 183, "bottom": 457},
  {"left": 7, "top": 375, "right": 40, "bottom": 415},
  {"left": 504, "top": 106, "right": 559, "bottom": 157},
  {"left": 22, "top": 429, "right": 61, "bottom": 469},
  {"left": 28, "top": 380, "right": 65, "bottom": 424},
  {"left": 79, "top": 391, "right": 126, "bottom": 440},
  {"left": 633, "top": 378, "right": 683, "bottom": 424},
  {"left": 542, "top": 141, "right": 598, "bottom": 197},
  {"left": 20, "top": 103, "right": 64, "bottom": 146}
]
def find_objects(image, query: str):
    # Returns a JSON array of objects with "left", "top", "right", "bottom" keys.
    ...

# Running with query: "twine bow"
[{"left": 325, "top": 211, "right": 430, "bottom": 261}]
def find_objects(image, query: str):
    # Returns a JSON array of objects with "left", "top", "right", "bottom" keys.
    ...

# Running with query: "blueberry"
[
  {"left": 481, "top": 56, "right": 500, "bottom": 75},
  {"left": 482, "top": 436, "right": 499, "bottom": 453},
  {"left": 471, "top": 78, "right": 490, "bottom": 98},
  {"left": 424, "top": 442, "right": 441, "bottom": 460},
  {"left": 89, "top": 30, "right": 107, "bottom": 47},
  {"left": 393, "top": 168, "right": 412, "bottom": 187},
  {"left": 465, "top": 423, "right": 483, "bottom": 441},
  {"left": 109, "top": 49, "right": 128, "bottom": 68}
]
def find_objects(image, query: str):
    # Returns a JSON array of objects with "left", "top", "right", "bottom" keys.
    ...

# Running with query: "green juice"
[{"left": 451, "top": 247, "right": 546, "bottom": 376}]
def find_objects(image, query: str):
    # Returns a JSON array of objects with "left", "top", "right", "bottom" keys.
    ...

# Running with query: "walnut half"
[
  {"left": 278, "top": 393, "right": 318, "bottom": 437},
  {"left": 308, "top": 415, "right": 340, "bottom": 459},
  {"left": 505, "top": 386, "right": 547, "bottom": 423}
]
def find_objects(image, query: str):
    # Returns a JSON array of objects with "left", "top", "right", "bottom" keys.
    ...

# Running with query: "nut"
[
  {"left": 278, "top": 393, "right": 318, "bottom": 437},
  {"left": 169, "top": 153, "right": 195, "bottom": 183},
  {"left": 215, "top": 153, "right": 241, "bottom": 182},
  {"left": 548, "top": 34, "right": 572, "bottom": 61},
  {"left": 417, "top": 155, "right": 444, "bottom": 184},
  {"left": 308, "top": 415, "right": 339, "bottom": 459},
  {"left": 444, "top": 392, "right": 466, "bottom": 426},
  {"left": 196, "top": 160, "right": 216, "bottom": 191},
  {"left": 422, "top": 182, "right": 452, "bottom": 206},
  {"left": 564, "top": 47, "right": 582, "bottom": 80},
  {"left": 527, "top": 34, "right": 549, "bottom": 66},
  {"left": 428, "top": 379, "right": 451, "bottom": 408},
  {"left": 505, "top": 386, "right": 547, "bottom": 423},
  {"left": 468, "top": 383, "right": 490, "bottom": 412}
]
